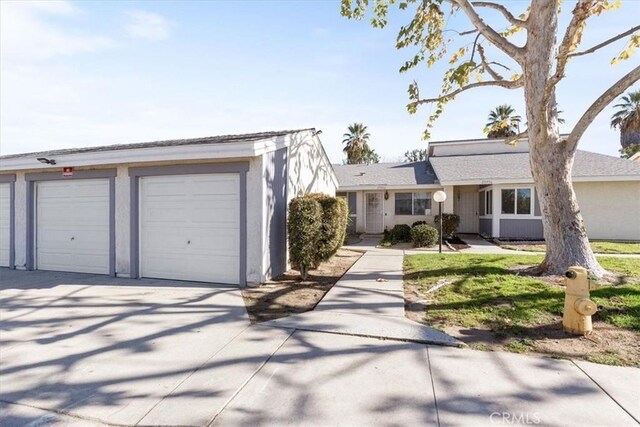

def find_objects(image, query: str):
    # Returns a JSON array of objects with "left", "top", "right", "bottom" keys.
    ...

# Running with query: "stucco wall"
[
  {"left": 574, "top": 181, "right": 640, "bottom": 240},
  {"left": 350, "top": 189, "right": 442, "bottom": 233},
  {"left": 431, "top": 140, "right": 529, "bottom": 157},
  {"left": 287, "top": 133, "right": 337, "bottom": 200}
]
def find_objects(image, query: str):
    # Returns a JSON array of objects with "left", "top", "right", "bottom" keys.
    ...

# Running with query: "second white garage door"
[{"left": 140, "top": 173, "right": 240, "bottom": 284}]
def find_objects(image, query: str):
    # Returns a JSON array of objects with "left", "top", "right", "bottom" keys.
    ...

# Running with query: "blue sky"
[{"left": 1, "top": 0, "right": 638, "bottom": 163}]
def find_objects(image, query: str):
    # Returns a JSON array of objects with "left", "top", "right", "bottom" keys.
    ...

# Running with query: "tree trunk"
[{"left": 523, "top": 0, "right": 606, "bottom": 277}]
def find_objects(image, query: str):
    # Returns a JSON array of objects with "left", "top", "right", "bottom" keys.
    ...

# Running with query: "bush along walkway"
[{"left": 260, "top": 247, "right": 462, "bottom": 346}]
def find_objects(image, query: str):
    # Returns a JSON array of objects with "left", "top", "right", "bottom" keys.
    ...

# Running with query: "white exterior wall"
[
  {"left": 246, "top": 156, "right": 264, "bottom": 284},
  {"left": 14, "top": 172, "right": 27, "bottom": 269},
  {"left": 431, "top": 140, "right": 529, "bottom": 157},
  {"left": 287, "top": 133, "right": 338, "bottom": 200},
  {"left": 351, "top": 188, "right": 444, "bottom": 233},
  {"left": 114, "top": 166, "right": 130, "bottom": 276},
  {"left": 574, "top": 181, "right": 640, "bottom": 240}
]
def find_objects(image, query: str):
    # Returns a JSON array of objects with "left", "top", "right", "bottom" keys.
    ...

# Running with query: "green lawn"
[
  {"left": 404, "top": 254, "right": 640, "bottom": 330},
  {"left": 501, "top": 241, "right": 640, "bottom": 254}
]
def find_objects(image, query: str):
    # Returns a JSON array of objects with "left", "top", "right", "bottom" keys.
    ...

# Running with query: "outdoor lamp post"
[{"left": 433, "top": 190, "right": 447, "bottom": 253}]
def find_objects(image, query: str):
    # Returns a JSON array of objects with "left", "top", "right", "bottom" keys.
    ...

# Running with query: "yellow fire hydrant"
[{"left": 563, "top": 266, "right": 598, "bottom": 335}]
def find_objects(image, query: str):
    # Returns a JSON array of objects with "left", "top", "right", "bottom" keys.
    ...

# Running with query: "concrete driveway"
[
  {"left": 0, "top": 269, "right": 257, "bottom": 426},
  {"left": 2, "top": 268, "right": 639, "bottom": 426}
]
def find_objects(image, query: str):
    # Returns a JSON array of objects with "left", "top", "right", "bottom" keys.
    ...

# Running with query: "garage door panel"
[
  {"left": 0, "top": 184, "right": 11, "bottom": 267},
  {"left": 36, "top": 179, "right": 110, "bottom": 275},
  {"left": 140, "top": 173, "right": 240, "bottom": 284}
]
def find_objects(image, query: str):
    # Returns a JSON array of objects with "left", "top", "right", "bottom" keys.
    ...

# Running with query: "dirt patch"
[
  {"left": 404, "top": 281, "right": 640, "bottom": 367},
  {"left": 242, "top": 249, "right": 362, "bottom": 323}
]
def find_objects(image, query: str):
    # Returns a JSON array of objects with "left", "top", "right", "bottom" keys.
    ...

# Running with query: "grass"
[
  {"left": 501, "top": 241, "right": 640, "bottom": 254},
  {"left": 404, "top": 254, "right": 640, "bottom": 331}
]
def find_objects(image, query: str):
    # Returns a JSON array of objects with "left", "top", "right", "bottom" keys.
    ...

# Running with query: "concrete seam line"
[
  {"left": 133, "top": 323, "right": 252, "bottom": 426},
  {"left": 207, "top": 328, "right": 297, "bottom": 426},
  {"left": 570, "top": 360, "right": 639, "bottom": 424},
  {"left": 425, "top": 346, "right": 441, "bottom": 427},
  {"left": 0, "top": 399, "right": 124, "bottom": 427}
]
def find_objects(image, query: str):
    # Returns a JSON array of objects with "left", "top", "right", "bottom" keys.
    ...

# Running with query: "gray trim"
[
  {"left": 25, "top": 169, "right": 117, "bottom": 276},
  {"left": 25, "top": 169, "right": 117, "bottom": 181},
  {"left": 479, "top": 218, "right": 492, "bottom": 237},
  {"left": 267, "top": 148, "right": 288, "bottom": 278},
  {"left": 128, "top": 162, "right": 250, "bottom": 287},
  {"left": 500, "top": 218, "right": 544, "bottom": 240},
  {"left": 0, "top": 175, "right": 16, "bottom": 269}
]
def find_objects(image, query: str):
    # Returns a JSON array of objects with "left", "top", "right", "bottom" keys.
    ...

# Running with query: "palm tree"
[
  {"left": 342, "top": 123, "right": 372, "bottom": 164},
  {"left": 485, "top": 104, "right": 521, "bottom": 138},
  {"left": 611, "top": 90, "right": 640, "bottom": 151}
]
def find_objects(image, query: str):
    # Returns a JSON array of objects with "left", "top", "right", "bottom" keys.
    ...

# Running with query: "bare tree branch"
[
  {"left": 547, "top": 0, "right": 595, "bottom": 95},
  {"left": 566, "top": 65, "right": 640, "bottom": 151},
  {"left": 568, "top": 25, "right": 640, "bottom": 58},
  {"left": 471, "top": 1, "right": 528, "bottom": 27},
  {"left": 410, "top": 77, "right": 523, "bottom": 106},
  {"left": 448, "top": 0, "right": 524, "bottom": 62},
  {"left": 478, "top": 44, "right": 506, "bottom": 80}
]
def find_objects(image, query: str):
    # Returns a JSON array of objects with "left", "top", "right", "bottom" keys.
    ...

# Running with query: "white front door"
[
  {"left": 36, "top": 179, "right": 110, "bottom": 274},
  {"left": 0, "top": 183, "right": 10, "bottom": 267},
  {"left": 457, "top": 186, "right": 479, "bottom": 233},
  {"left": 140, "top": 173, "right": 240, "bottom": 284},
  {"left": 365, "top": 192, "right": 384, "bottom": 234}
]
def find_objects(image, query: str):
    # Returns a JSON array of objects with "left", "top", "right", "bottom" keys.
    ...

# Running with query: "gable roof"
[
  {"left": 334, "top": 150, "right": 640, "bottom": 189},
  {"left": 0, "top": 129, "right": 314, "bottom": 160},
  {"left": 429, "top": 150, "right": 640, "bottom": 184},
  {"left": 333, "top": 161, "right": 438, "bottom": 189}
]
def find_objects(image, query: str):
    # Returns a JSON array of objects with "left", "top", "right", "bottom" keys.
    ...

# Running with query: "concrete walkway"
[{"left": 261, "top": 248, "right": 461, "bottom": 346}]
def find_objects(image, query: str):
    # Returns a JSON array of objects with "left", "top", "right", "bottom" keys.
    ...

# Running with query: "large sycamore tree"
[{"left": 342, "top": 0, "right": 640, "bottom": 277}]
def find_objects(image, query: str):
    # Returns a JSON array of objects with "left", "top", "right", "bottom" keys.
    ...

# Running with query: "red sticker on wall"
[{"left": 63, "top": 167, "right": 74, "bottom": 177}]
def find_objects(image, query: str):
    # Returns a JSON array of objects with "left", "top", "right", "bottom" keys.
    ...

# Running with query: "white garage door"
[
  {"left": 0, "top": 183, "right": 10, "bottom": 267},
  {"left": 36, "top": 179, "right": 110, "bottom": 274},
  {"left": 140, "top": 173, "right": 240, "bottom": 284}
]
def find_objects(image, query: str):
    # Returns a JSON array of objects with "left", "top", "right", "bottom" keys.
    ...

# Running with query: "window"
[
  {"left": 484, "top": 190, "right": 492, "bottom": 215},
  {"left": 395, "top": 192, "right": 432, "bottom": 215},
  {"left": 501, "top": 188, "right": 533, "bottom": 215}
]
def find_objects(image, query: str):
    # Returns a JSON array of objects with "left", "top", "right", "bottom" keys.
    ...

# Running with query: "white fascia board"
[
  {"left": 439, "top": 175, "right": 640, "bottom": 186},
  {"left": 337, "top": 184, "right": 444, "bottom": 191},
  {"left": 0, "top": 136, "right": 291, "bottom": 172}
]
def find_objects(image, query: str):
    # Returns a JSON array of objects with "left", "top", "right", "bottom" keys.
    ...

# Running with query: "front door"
[
  {"left": 456, "top": 186, "right": 479, "bottom": 233},
  {"left": 365, "top": 192, "right": 384, "bottom": 234}
]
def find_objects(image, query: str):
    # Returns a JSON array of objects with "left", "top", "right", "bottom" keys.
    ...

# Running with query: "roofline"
[
  {"left": 427, "top": 133, "right": 570, "bottom": 146},
  {"left": 0, "top": 130, "right": 315, "bottom": 172},
  {"left": 438, "top": 175, "right": 640, "bottom": 186},
  {"left": 337, "top": 184, "right": 443, "bottom": 191}
]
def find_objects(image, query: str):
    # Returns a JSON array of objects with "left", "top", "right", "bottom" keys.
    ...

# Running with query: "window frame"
[
  {"left": 481, "top": 189, "right": 493, "bottom": 217},
  {"left": 394, "top": 191, "right": 432, "bottom": 216},
  {"left": 500, "top": 186, "right": 535, "bottom": 217}
]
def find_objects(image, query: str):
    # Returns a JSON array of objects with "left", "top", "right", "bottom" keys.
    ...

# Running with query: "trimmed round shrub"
[
  {"left": 288, "top": 197, "right": 323, "bottom": 279},
  {"left": 411, "top": 220, "right": 428, "bottom": 228},
  {"left": 391, "top": 224, "right": 412, "bottom": 242},
  {"left": 307, "top": 193, "right": 349, "bottom": 263},
  {"left": 411, "top": 224, "right": 439, "bottom": 248},
  {"left": 433, "top": 213, "right": 460, "bottom": 238}
]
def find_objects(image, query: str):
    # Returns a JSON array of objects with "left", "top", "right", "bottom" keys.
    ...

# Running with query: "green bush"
[
  {"left": 308, "top": 193, "right": 349, "bottom": 263},
  {"left": 411, "top": 224, "right": 439, "bottom": 247},
  {"left": 411, "top": 220, "right": 428, "bottom": 228},
  {"left": 391, "top": 224, "right": 412, "bottom": 242},
  {"left": 288, "top": 197, "right": 323, "bottom": 279},
  {"left": 433, "top": 213, "right": 460, "bottom": 238}
]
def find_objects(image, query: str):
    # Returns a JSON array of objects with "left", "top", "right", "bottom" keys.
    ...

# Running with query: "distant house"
[
  {"left": 334, "top": 137, "right": 640, "bottom": 241},
  {"left": 0, "top": 129, "right": 337, "bottom": 286}
]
